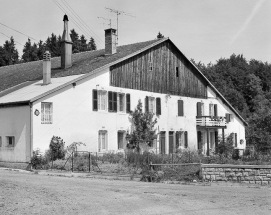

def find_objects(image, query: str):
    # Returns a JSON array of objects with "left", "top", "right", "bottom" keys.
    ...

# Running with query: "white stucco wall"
[
  {"left": 31, "top": 69, "right": 246, "bottom": 155},
  {"left": 0, "top": 105, "right": 31, "bottom": 162}
]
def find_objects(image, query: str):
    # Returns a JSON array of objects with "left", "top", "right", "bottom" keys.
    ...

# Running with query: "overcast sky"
[{"left": 0, "top": 0, "right": 270, "bottom": 64}]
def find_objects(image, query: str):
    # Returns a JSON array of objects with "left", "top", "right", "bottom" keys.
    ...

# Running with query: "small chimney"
[
  {"left": 61, "top": 14, "right": 73, "bottom": 69},
  {"left": 105, "top": 28, "right": 117, "bottom": 55},
  {"left": 43, "top": 51, "right": 51, "bottom": 85}
]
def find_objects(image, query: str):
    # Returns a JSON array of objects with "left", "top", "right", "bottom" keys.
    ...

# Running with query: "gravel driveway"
[{"left": 0, "top": 169, "right": 271, "bottom": 215}]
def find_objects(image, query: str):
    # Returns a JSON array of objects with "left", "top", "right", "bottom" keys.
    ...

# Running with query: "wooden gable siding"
[{"left": 110, "top": 41, "right": 207, "bottom": 98}]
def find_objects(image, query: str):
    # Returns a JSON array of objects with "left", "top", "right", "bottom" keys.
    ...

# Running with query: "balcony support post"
[
  {"left": 207, "top": 128, "right": 210, "bottom": 156},
  {"left": 222, "top": 128, "right": 225, "bottom": 144}
]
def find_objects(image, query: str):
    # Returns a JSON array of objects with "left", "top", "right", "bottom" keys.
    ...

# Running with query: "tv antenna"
[
  {"left": 105, "top": 7, "right": 136, "bottom": 44},
  {"left": 97, "top": 17, "right": 111, "bottom": 28}
]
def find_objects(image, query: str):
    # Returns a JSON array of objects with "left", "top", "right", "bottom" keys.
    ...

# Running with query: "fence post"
[
  {"left": 71, "top": 152, "right": 74, "bottom": 172},
  {"left": 89, "top": 152, "right": 91, "bottom": 172}
]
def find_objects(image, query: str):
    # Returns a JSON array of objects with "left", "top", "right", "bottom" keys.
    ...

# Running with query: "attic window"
[{"left": 176, "top": 67, "right": 179, "bottom": 77}]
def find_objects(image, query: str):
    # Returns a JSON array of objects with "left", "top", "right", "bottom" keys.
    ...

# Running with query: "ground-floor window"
[
  {"left": 117, "top": 131, "right": 126, "bottom": 149},
  {"left": 98, "top": 131, "right": 107, "bottom": 152},
  {"left": 6, "top": 136, "right": 15, "bottom": 147}
]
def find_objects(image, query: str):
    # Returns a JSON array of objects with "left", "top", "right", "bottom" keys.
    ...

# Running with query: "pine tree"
[
  {"left": 70, "top": 29, "right": 80, "bottom": 53},
  {"left": 2, "top": 37, "right": 19, "bottom": 65},
  {"left": 80, "top": 35, "right": 87, "bottom": 52},
  {"left": 88, "top": 37, "right": 97, "bottom": 51},
  {"left": 157, "top": 32, "right": 164, "bottom": 39}
]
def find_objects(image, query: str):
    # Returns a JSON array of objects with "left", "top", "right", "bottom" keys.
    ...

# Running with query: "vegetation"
[
  {"left": 0, "top": 28, "right": 97, "bottom": 66},
  {"left": 192, "top": 55, "right": 271, "bottom": 153},
  {"left": 126, "top": 100, "right": 157, "bottom": 152}
]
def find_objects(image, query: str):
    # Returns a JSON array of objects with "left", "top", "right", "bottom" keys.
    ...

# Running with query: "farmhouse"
[{"left": 0, "top": 15, "right": 247, "bottom": 163}]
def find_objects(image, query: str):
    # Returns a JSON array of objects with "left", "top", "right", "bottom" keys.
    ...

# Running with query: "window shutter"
[
  {"left": 178, "top": 100, "right": 183, "bottom": 116},
  {"left": 235, "top": 133, "right": 237, "bottom": 147},
  {"left": 126, "top": 94, "right": 131, "bottom": 113},
  {"left": 215, "top": 131, "right": 218, "bottom": 153},
  {"left": 214, "top": 104, "right": 218, "bottom": 116},
  {"left": 93, "top": 89, "right": 98, "bottom": 111},
  {"left": 145, "top": 96, "right": 149, "bottom": 112},
  {"left": 184, "top": 131, "right": 188, "bottom": 148},
  {"left": 156, "top": 97, "right": 161, "bottom": 115},
  {"left": 113, "top": 92, "right": 118, "bottom": 112},
  {"left": 108, "top": 91, "right": 113, "bottom": 112},
  {"left": 225, "top": 113, "right": 231, "bottom": 122},
  {"left": 197, "top": 102, "right": 201, "bottom": 116}
]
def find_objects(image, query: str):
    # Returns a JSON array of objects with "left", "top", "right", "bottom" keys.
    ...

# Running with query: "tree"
[
  {"left": 22, "top": 38, "right": 39, "bottom": 62},
  {"left": 157, "top": 32, "right": 164, "bottom": 39},
  {"left": 126, "top": 100, "right": 157, "bottom": 152},
  {"left": 80, "top": 35, "right": 88, "bottom": 52},
  {"left": 48, "top": 136, "right": 65, "bottom": 163},
  {"left": 70, "top": 29, "right": 80, "bottom": 53},
  {"left": 1, "top": 37, "right": 19, "bottom": 66},
  {"left": 88, "top": 37, "right": 97, "bottom": 51}
]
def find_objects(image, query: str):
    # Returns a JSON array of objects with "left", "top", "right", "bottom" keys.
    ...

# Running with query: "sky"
[{"left": 0, "top": 0, "right": 270, "bottom": 64}]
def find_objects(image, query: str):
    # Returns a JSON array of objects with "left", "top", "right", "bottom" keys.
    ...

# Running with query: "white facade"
[{"left": 29, "top": 69, "right": 246, "bottom": 156}]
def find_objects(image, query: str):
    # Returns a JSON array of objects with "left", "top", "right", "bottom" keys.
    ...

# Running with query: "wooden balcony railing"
[{"left": 196, "top": 116, "right": 227, "bottom": 128}]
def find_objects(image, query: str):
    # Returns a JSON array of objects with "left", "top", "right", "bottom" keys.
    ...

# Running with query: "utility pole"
[{"left": 105, "top": 7, "right": 135, "bottom": 44}]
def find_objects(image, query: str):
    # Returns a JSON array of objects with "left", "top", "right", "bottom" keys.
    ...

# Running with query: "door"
[
  {"left": 197, "top": 131, "right": 202, "bottom": 151},
  {"left": 160, "top": 132, "right": 166, "bottom": 154},
  {"left": 169, "top": 132, "right": 174, "bottom": 154}
]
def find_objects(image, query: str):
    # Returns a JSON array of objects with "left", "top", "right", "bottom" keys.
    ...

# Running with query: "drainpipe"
[{"left": 29, "top": 102, "right": 33, "bottom": 163}]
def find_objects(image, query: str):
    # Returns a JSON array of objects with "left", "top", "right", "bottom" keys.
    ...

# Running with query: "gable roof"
[
  {"left": 0, "top": 37, "right": 247, "bottom": 125},
  {"left": 0, "top": 38, "right": 163, "bottom": 93}
]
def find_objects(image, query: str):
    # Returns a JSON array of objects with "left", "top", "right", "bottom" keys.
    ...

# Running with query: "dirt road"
[{"left": 0, "top": 170, "right": 270, "bottom": 215}]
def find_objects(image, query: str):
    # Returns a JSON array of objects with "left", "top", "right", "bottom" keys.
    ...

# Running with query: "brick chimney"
[
  {"left": 61, "top": 14, "right": 73, "bottom": 69},
  {"left": 43, "top": 51, "right": 51, "bottom": 85},
  {"left": 105, "top": 28, "right": 117, "bottom": 55}
]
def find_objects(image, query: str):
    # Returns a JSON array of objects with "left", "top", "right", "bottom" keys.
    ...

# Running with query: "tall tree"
[
  {"left": 2, "top": 37, "right": 19, "bottom": 65},
  {"left": 70, "top": 29, "right": 80, "bottom": 53},
  {"left": 88, "top": 37, "right": 97, "bottom": 51}
]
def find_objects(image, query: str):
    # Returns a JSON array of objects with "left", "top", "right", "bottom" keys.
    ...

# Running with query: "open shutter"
[
  {"left": 108, "top": 91, "right": 113, "bottom": 112},
  {"left": 126, "top": 94, "right": 130, "bottom": 113},
  {"left": 215, "top": 131, "right": 218, "bottom": 153},
  {"left": 178, "top": 100, "right": 183, "bottom": 116},
  {"left": 196, "top": 102, "right": 201, "bottom": 116},
  {"left": 214, "top": 104, "right": 217, "bottom": 116},
  {"left": 145, "top": 96, "right": 149, "bottom": 112},
  {"left": 113, "top": 92, "right": 118, "bottom": 112},
  {"left": 156, "top": 97, "right": 161, "bottom": 115},
  {"left": 93, "top": 89, "right": 98, "bottom": 111},
  {"left": 184, "top": 131, "right": 188, "bottom": 148},
  {"left": 235, "top": 133, "right": 237, "bottom": 147}
]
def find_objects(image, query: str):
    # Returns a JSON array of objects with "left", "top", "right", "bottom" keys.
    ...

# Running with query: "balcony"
[{"left": 196, "top": 116, "right": 227, "bottom": 128}]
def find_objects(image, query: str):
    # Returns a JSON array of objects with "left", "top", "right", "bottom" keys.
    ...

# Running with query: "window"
[
  {"left": 226, "top": 113, "right": 232, "bottom": 122},
  {"left": 118, "top": 131, "right": 126, "bottom": 149},
  {"left": 149, "top": 97, "right": 155, "bottom": 113},
  {"left": 178, "top": 100, "right": 184, "bottom": 116},
  {"left": 118, "top": 93, "right": 125, "bottom": 112},
  {"left": 98, "top": 91, "right": 107, "bottom": 110},
  {"left": 6, "top": 136, "right": 15, "bottom": 147},
  {"left": 176, "top": 67, "right": 179, "bottom": 77},
  {"left": 149, "top": 52, "right": 153, "bottom": 71},
  {"left": 156, "top": 97, "right": 161, "bottom": 115},
  {"left": 126, "top": 94, "right": 131, "bottom": 113},
  {"left": 98, "top": 131, "right": 107, "bottom": 152},
  {"left": 108, "top": 91, "right": 118, "bottom": 112},
  {"left": 93, "top": 89, "right": 98, "bottom": 111},
  {"left": 196, "top": 102, "right": 204, "bottom": 116},
  {"left": 41, "top": 102, "right": 53, "bottom": 124}
]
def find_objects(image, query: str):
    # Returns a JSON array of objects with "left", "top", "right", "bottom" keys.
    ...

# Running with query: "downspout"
[{"left": 29, "top": 102, "right": 33, "bottom": 162}]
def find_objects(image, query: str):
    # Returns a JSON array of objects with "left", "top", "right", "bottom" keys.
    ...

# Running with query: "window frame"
[
  {"left": 118, "top": 93, "right": 125, "bottom": 113},
  {"left": 98, "top": 90, "right": 107, "bottom": 111},
  {"left": 148, "top": 97, "right": 155, "bottom": 114},
  {"left": 117, "top": 131, "right": 126, "bottom": 149},
  {"left": 6, "top": 136, "right": 15, "bottom": 147},
  {"left": 178, "top": 100, "right": 184, "bottom": 116},
  {"left": 41, "top": 102, "right": 53, "bottom": 124},
  {"left": 98, "top": 130, "right": 108, "bottom": 152}
]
